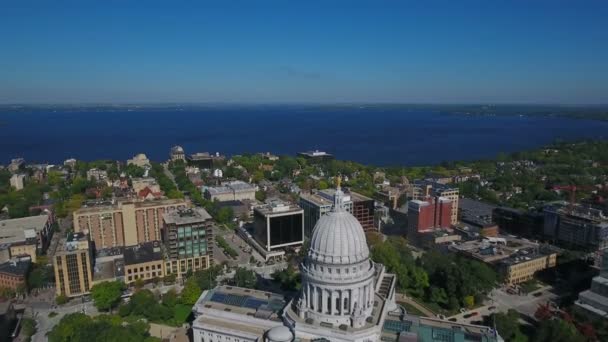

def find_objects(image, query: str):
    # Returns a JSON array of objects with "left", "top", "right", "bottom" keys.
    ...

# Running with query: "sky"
[{"left": 1, "top": 1, "right": 607, "bottom": 104}]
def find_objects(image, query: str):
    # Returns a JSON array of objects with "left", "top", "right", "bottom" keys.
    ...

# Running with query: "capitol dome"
[{"left": 308, "top": 210, "right": 369, "bottom": 264}]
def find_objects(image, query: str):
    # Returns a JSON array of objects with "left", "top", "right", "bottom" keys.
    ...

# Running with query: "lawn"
[
  {"left": 170, "top": 304, "right": 192, "bottom": 326},
  {"left": 520, "top": 279, "right": 541, "bottom": 294}
]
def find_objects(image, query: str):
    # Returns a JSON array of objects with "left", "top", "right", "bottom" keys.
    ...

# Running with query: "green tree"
[
  {"left": 181, "top": 277, "right": 202, "bottom": 305},
  {"left": 534, "top": 319, "right": 585, "bottom": 342},
  {"left": 486, "top": 309, "right": 527, "bottom": 342},
  {"left": 233, "top": 267, "right": 257, "bottom": 288},
  {"left": 90, "top": 281, "right": 124, "bottom": 312},
  {"left": 56, "top": 294, "right": 69, "bottom": 305}
]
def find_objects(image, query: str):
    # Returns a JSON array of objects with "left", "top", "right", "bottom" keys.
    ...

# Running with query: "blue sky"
[{"left": 1, "top": 1, "right": 607, "bottom": 104}]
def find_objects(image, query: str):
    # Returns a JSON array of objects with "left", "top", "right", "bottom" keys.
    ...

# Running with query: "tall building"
[
  {"left": 544, "top": 203, "right": 608, "bottom": 266},
  {"left": 300, "top": 192, "right": 333, "bottom": 238},
  {"left": 300, "top": 188, "right": 375, "bottom": 238},
  {"left": 253, "top": 200, "right": 304, "bottom": 255},
  {"left": 413, "top": 180, "right": 459, "bottom": 225},
  {"left": 54, "top": 233, "right": 94, "bottom": 297},
  {"left": 163, "top": 207, "right": 214, "bottom": 278},
  {"left": 408, "top": 197, "right": 452, "bottom": 233},
  {"left": 576, "top": 250, "right": 608, "bottom": 318},
  {"left": 73, "top": 199, "right": 188, "bottom": 249},
  {"left": 192, "top": 183, "right": 501, "bottom": 341}
]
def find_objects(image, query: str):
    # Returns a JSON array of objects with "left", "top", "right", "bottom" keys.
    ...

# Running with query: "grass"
[
  {"left": 520, "top": 279, "right": 542, "bottom": 294},
  {"left": 173, "top": 304, "right": 192, "bottom": 323}
]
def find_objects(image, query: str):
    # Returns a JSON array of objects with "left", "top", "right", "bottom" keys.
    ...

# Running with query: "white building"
[
  {"left": 127, "top": 153, "right": 151, "bottom": 168},
  {"left": 170, "top": 145, "right": 186, "bottom": 162},
  {"left": 10, "top": 174, "right": 26, "bottom": 190},
  {"left": 204, "top": 181, "right": 256, "bottom": 202},
  {"left": 192, "top": 182, "right": 398, "bottom": 342}
]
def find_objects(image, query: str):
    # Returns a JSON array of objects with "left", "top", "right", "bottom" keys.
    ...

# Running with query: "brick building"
[{"left": 73, "top": 199, "right": 189, "bottom": 248}]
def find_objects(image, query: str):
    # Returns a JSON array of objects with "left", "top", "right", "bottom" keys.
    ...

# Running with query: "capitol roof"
[{"left": 308, "top": 185, "right": 369, "bottom": 265}]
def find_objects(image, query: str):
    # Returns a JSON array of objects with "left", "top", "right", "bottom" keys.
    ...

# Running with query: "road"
[{"left": 446, "top": 285, "right": 558, "bottom": 325}]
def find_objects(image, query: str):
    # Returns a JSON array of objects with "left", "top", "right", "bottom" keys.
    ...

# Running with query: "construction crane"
[{"left": 552, "top": 184, "right": 599, "bottom": 210}]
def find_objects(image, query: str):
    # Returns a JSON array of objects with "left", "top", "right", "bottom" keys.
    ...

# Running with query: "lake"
[{"left": 1, "top": 106, "right": 607, "bottom": 166}]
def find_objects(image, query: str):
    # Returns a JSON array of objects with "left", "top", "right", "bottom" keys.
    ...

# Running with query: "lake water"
[{"left": 1, "top": 106, "right": 607, "bottom": 166}]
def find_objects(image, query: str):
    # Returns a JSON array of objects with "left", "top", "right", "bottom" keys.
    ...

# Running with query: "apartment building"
[
  {"left": 73, "top": 199, "right": 189, "bottom": 248},
  {"left": 203, "top": 181, "right": 256, "bottom": 202},
  {"left": 163, "top": 208, "right": 214, "bottom": 278},
  {"left": 413, "top": 180, "right": 459, "bottom": 225},
  {"left": 54, "top": 233, "right": 94, "bottom": 297}
]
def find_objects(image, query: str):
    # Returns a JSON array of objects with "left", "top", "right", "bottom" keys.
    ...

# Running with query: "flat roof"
[
  {"left": 0, "top": 259, "right": 31, "bottom": 277},
  {"left": 123, "top": 241, "right": 163, "bottom": 265},
  {"left": 0, "top": 214, "right": 49, "bottom": 244},
  {"left": 163, "top": 207, "right": 212, "bottom": 225},
  {"left": 254, "top": 200, "right": 303, "bottom": 216},
  {"left": 195, "top": 285, "right": 286, "bottom": 321},
  {"left": 76, "top": 198, "right": 188, "bottom": 214}
]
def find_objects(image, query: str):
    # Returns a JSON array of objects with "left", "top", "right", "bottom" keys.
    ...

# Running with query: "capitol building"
[{"left": 192, "top": 182, "right": 500, "bottom": 342}]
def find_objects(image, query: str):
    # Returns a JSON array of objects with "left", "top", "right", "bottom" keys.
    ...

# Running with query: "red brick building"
[{"left": 408, "top": 197, "right": 452, "bottom": 233}]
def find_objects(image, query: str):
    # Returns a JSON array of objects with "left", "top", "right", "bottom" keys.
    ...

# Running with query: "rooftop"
[
  {"left": 205, "top": 181, "right": 256, "bottom": 195},
  {"left": 57, "top": 232, "right": 90, "bottom": 254},
  {"left": 0, "top": 214, "right": 50, "bottom": 244},
  {"left": 319, "top": 188, "right": 373, "bottom": 202},
  {"left": 123, "top": 241, "right": 163, "bottom": 265},
  {"left": 195, "top": 285, "right": 286, "bottom": 321},
  {"left": 451, "top": 236, "right": 552, "bottom": 265},
  {"left": 0, "top": 258, "right": 31, "bottom": 277},
  {"left": 75, "top": 198, "right": 188, "bottom": 214},
  {"left": 254, "top": 200, "right": 303, "bottom": 216},
  {"left": 163, "top": 207, "right": 212, "bottom": 225},
  {"left": 459, "top": 198, "right": 497, "bottom": 226}
]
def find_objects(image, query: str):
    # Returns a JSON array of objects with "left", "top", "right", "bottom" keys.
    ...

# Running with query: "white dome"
[
  {"left": 308, "top": 209, "right": 369, "bottom": 265},
  {"left": 266, "top": 326, "right": 293, "bottom": 342}
]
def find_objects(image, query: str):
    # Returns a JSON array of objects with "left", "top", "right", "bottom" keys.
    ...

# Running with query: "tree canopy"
[{"left": 90, "top": 281, "right": 124, "bottom": 312}]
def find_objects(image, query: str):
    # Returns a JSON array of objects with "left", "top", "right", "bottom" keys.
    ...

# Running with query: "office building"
[
  {"left": 300, "top": 189, "right": 375, "bottom": 238},
  {"left": 170, "top": 145, "right": 186, "bottom": 162},
  {"left": 0, "top": 213, "right": 55, "bottom": 262},
  {"left": 127, "top": 153, "right": 151, "bottom": 168},
  {"left": 543, "top": 203, "right": 608, "bottom": 266},
  {"left": 54, "top": 233, "right": 94, "bottom": 297},
  {"left": 0, "top": 257, "right": 31, "bottom": 291},
  {"left": 413, "top": 180, "right": 459, "bottom": 225},
  {"left": 253, "top": 200, "right": 304, "bottom": 254},
  {"left": 123, "top": 241, "right": 164, "bottom": 284},
  {"left": 163, "top": 207, "right": 214, "bottom": 278},
  {"left": 73, "top": 198, "right": 189, "bottom": 248},
  {"left": 9, "top": 174, "right": 26, "bottom": 191},
  {"left": 456, "top": 198, "right": 500, "bottom": 238},
  {"left": 203, "top": 181, "right": 256, "bottom": 202},
  {"left": 300, "top": 192, "right": 334, "bottom": 238},
  {"left": 576, "top": 250, "right": 608, "bottom": 318},
  {"left": 296, "top": 150, "right": 333, "bottom": 162},
  {"left": 450, "top": 237, "right": 557, "bottom": 285},
  {"left": 493, "top": 206, "right": 544, "bottom": 237}
]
